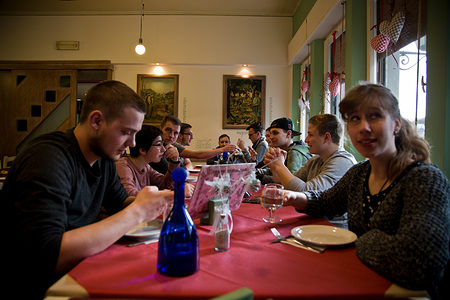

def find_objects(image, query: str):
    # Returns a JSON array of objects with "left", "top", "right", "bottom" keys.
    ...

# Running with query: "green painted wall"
[
  {"left": 310, "top": 39, "right": 324, "bottom": 116},
  {"left": 292, "top": 0, "right": 317, "bottom": 137},
  {"left": 292, "top": 63, "right": 301, "bottom": 137},
  {"left": 343, "top": 0, "right": 367, "bottom": 162},
  {"left": 345, "top": 0, "right": 367, "bottom": 90},
  {"left": 293, "top": 0, "right": 317, "bottom": 33},
  {"left": 426, "top": 0, "right": 450, "bottom": 177}
]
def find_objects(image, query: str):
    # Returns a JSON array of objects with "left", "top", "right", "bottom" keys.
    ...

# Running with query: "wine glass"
[{"left": 261, "top": 183, "right": 284, "bottom": 223}]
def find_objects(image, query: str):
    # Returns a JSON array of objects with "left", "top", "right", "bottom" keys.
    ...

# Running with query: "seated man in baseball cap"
[{"left": 257, "top": 117, "right": 311, "bottom": 184}]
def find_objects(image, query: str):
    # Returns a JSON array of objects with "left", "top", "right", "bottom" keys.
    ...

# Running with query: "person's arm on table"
[
  {"left": 283, "top": 190, "right": 308, "bottom": 210},
  {"left": 56, "top": 187, "right": 173, "bottom": 274},
  {"left": 180, "top": 144, "right": 237, "bottom": 160},
  {"left": 183, "top": 157, "right": 194, "bottom": 170},
  {"left": 265, "top": 147, "right": 296, "bottom": 186}
]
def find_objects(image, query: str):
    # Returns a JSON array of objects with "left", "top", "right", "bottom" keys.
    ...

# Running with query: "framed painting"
[
  {"left": 137, "top": 74, "right": 179, "bottom": 125},
  {"left": 223, "top": 75, "right": 265, "bottom": 129}
]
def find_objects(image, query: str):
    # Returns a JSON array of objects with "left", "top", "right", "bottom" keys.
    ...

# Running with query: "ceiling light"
[{"left": 135, "top": 0, "right": 146, "bottom": 55}]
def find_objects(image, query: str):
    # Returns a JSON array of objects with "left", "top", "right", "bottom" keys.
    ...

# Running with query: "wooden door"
[{"left": 0, "top": 69, "right": 77, "bottom": 157}]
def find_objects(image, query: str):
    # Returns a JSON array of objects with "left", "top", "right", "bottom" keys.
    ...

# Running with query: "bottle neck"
[{"left": 173, "top": 181, "right": 185, "bottom": 208}]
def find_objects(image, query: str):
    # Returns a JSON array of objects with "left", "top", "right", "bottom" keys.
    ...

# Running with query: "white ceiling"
[{"left": 0, "top": 0, "right": 302, "bottom": 17}]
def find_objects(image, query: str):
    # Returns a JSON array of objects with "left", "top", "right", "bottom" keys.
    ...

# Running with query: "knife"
[
  {"left": 127, "top": 237, "right": 159, "bottom": 247},
  {"left": 280, "top": 239, "right": 324, "bottom": 254}
]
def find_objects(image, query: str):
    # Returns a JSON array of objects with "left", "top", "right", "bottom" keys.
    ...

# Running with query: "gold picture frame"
[
  {"left": 137, "top": 74, "right": 179, "bottom": 125},
  {"left": 223, "top": 75, "right": 265, "bottom": 129}
]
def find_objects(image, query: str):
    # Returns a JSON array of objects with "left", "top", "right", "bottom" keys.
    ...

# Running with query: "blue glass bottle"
[{"left": 157, "top": 168, "right": 199, "bottom": 276}]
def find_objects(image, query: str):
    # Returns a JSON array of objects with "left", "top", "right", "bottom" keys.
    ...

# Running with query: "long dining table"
[{"left": 45, "top": 197, "right": 428, "bottom": 300}]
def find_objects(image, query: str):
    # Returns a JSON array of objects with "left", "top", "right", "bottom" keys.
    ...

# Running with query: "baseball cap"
[{"left": 269, "top": 117, "right": 301, "bottom": 137}]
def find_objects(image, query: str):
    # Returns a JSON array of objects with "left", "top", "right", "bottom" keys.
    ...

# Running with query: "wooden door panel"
[{"left": 2, "top": 69, "right": 76, "bottom": 156}]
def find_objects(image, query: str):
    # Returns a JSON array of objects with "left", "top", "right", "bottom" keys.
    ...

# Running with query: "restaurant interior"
[
  {"left": 0, "top": 0, "right": 448, "bottom": 178},
  {"left": 0, "top": 0, "right": 449, "bottom": 299}
]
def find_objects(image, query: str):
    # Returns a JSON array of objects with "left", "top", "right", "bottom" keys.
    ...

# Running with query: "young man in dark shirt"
[{"left": 1, "top": 80, "right": 173, "bottom": 299}]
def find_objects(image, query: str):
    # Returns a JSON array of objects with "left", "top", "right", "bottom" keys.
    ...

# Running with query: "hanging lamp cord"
[{"left": 139, "top": 0, "right": 144, "bottom": 42}]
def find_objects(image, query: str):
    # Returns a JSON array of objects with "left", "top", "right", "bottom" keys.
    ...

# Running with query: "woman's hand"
[{"left": 282, "top": 190, "right": 307, "bottom": 210}]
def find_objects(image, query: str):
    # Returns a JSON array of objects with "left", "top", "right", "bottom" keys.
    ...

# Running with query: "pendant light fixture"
[{"left": 135, "top": 0, "right": 146, "bottom": 55}]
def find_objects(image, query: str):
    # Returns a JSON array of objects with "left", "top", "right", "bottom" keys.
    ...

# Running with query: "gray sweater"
[
  {"left": 286, "top": 149, "right": 356, "bottom": 192},
  {"left": 303, "top": 161, "right": 449, "bottom": 298}
]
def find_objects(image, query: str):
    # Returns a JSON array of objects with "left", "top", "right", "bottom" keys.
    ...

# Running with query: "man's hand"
[
  {"left": 263, "top": 147, "right": 286, "bottom": 168},
  {"left": 237, "top": 138, "right": 246, "bottom": 150},
  {"left": 185, "top": 183, "right": 195, "bottom": 198},
  {"left": 248, "top": 146, "right": 257, "bottom": 161},
  {"left": 164, "top": 145, "right": 179, "bottom": 162},
  {"left": 133, "top": 187, "right": 174, "bottom": 222},
  {"left": 222, "top": 144, "right": 237, "bottom": 153}
]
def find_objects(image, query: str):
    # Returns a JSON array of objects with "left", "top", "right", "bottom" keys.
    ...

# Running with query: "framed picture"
[
  {"left": 137, "top": 74, "right": 179, "bottom": 125},
  {"left": 223, "top": 75, "right": 265, "bottom": 129}
]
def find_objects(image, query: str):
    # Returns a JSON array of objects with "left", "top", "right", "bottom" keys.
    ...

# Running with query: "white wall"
[{"left": 0, "top": 15, "right": 292, "bottom": 150}]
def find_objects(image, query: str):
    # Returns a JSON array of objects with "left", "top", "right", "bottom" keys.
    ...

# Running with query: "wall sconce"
[
  {"left": 240, "top": 65, "right": 250, "bottom": 78},
  {"left": 135, "top": 0, "right": 146, "bottom": 55},
  {"left": 153, "top": 64, "right": 165, "bottom": 75}
]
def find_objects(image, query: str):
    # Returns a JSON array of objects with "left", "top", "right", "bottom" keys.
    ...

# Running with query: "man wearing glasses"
[
  {"left": 236, "top": 122, "right": 268, "bottom": 164},
  {"left": 175, "top": 123, "right": 194, "bottom": 169},
  {"left": 151, "top": 116, "right": 237, "bottom": 173}
]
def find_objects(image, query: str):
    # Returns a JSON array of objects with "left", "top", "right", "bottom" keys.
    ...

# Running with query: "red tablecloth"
[{"left": 69, "top": 203, "right": 392, "bottom": 299}]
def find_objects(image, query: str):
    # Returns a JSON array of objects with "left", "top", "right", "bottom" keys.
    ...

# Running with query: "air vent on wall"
[{"left": 56, "top": 41, "right": 80, "bottom": 50}]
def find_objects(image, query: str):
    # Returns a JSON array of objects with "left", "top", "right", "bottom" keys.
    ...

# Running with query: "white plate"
[
  {"left": 125, "top": 220, "right": 162, "bottom": 238},
  {"left": 188, "top": 169, "right": 201, "bottom": 173},
  {"left": 291, "top": 225, "right": 357, "bottom": 246},
  {"left": 187, "top": 175, "right": 198, "bottom": 182}
]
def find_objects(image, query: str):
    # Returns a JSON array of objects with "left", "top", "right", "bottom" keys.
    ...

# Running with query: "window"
[
  {"left": 299, "top": 59, "right": 311, "bottom": 140},
  {"left": 376, "top": 0, "right": 427, "bottom": 137},
  {"left": 324, "top": 23, "right": 345, "bottom": 118}
]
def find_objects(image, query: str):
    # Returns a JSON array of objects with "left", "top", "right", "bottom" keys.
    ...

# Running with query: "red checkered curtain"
[{"left": 378, "top": 0, "right": 427, "bottom": 55}]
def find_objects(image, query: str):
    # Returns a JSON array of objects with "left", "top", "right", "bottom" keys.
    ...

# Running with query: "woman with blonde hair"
[{"left": 284, "top": 83, "right": 449, "bottom": 299}]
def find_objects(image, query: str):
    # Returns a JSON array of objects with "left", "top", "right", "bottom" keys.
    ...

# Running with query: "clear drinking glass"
[{"left": 261, "top": 183, "right": 284, "bottom": 223}]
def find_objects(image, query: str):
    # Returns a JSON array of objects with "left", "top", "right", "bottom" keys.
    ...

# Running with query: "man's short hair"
[
  {"left": 129, "top": 125, "right": 162, "bottom": 158},
  {"left": 308, "top": 114, "right": 343, "bottom": 145},
  {"left": 180, "top": 123, "right": 192, "bottom": 134},
  {"left": 219, "top": 134, "right": 230, "bottom": 141},
  {"left": 79, "top": 80, "right": 146, "bottom": 124},
  {"left": 161, "top": 115, "right": 181, "bottom": 128},
  {"left": 246, "top": 122, "right": 263, "bottom": 134}
]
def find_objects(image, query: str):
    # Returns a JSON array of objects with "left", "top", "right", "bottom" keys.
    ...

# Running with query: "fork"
[{"left": 270, "top": 228, "right": 325, "bottom": 253}]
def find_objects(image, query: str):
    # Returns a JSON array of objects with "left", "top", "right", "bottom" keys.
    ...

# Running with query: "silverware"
[
  {"left": 127, "top": 237, "right": 159, "bottom": 247},
  {"left": 270, "top": 227, "right": 325, "bottom": 253}
]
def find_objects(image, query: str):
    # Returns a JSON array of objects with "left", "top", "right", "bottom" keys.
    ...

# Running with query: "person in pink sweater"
[{"left": 116, "top": 125, "right": 194, "bottom": 197}]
